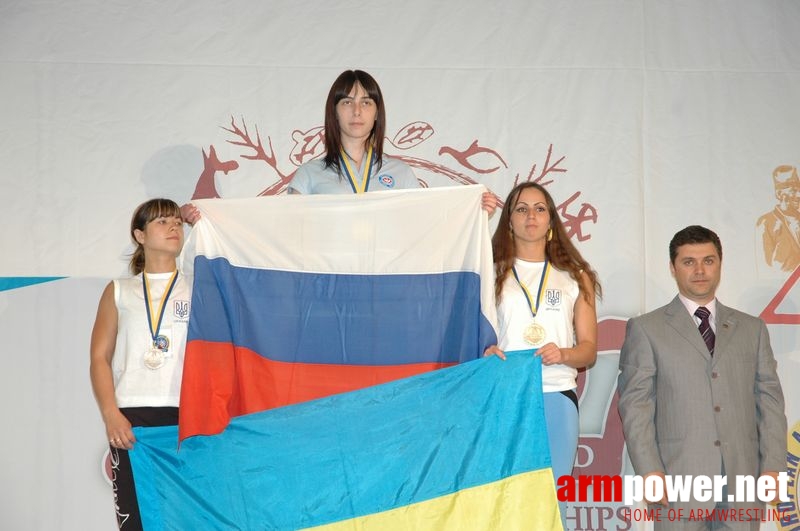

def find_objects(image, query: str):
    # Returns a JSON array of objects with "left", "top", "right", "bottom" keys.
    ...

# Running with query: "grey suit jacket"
[{"left": 617, "top": 296, "right": 786, "bottom": 512}]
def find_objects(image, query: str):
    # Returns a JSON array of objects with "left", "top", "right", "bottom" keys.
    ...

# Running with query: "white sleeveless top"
[
  {"left": 497, "top": 259, "right": 579, "bottom": 392},
  {"left": 112, "top": 271, "right": 192, "bottom": 407}
]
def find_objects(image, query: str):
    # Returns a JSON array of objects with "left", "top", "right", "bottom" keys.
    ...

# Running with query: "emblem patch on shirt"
[
  {"left": 174, "top": 300, "right": 191, "bottom": 320},
  {"left": 545, "top": 289, "right": 562, "bottom": 307},
  {"left": 378, "top": 174, "right": 395, "bottom": 188}
]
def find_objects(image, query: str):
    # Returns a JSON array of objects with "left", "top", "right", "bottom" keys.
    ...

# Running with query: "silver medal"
[{"left": 144, "top": 348, "right": 166, "bottom": 370}]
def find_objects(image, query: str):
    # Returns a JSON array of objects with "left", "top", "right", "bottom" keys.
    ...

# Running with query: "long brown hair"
[
  {"left": 322, "top": 70, "right": 387, "bottom": 173},
  {"left": 492, "top": 182, "right": 602, "bottom": 302},
  {"left": 128, "top": 198, "right": 182, "bottom": 275}
]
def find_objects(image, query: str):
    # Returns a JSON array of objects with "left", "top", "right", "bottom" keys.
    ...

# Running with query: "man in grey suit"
[{"left": 617, "top": 225, "right": 787, "bottom": 530}]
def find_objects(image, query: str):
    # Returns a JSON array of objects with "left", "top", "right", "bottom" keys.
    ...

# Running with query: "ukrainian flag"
[{"left": 129, "top": 352, "right": 561, "bottom": 530}]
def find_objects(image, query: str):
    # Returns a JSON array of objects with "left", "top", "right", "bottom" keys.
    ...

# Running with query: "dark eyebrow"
[{"left": 340, "top": 95, "right": 373, "bottom": 102}]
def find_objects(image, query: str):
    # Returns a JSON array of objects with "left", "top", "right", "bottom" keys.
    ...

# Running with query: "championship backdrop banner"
[
  {"left": 178, "top": 186, "right": 498, "bottom": 440},
  {"left": 2, "top": 1, "right": 799, "bottom": 530},
  {"left": 130, "top": 353, "right": 560, "bottom": 531}
]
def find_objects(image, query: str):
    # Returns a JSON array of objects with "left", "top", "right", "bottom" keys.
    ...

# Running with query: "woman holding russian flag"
[
  {"left": 287, "top": 69, "right": 420, "bottom": 195},
  {"left": 286, "top": 69, "right": 497, "bottom": 214},
  {"left": 180, "top": 69, "right": 497, "bottom": 223},
  {"left": 89, "top": 198, "right": 192, "bottom": 530},
  {"left": 484, "top": 182, "right": 601, "bottom": 523}
]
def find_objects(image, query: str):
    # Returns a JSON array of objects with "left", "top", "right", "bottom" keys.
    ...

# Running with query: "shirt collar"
[{"left": 678, "top": 294, "right": 717, "bottom": 323}]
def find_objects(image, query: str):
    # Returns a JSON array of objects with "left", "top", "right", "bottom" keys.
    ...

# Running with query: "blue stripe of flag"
[{"left": 189, "top": 255, "right": 497, "bottom": 365}]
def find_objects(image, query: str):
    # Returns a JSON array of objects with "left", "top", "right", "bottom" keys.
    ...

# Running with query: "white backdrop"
[{"left": 1, "top": 1, "right": 799, "bottom": 529}]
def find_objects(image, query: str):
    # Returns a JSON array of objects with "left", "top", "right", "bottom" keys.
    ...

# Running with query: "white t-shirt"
[
  {"left": 112, "top": 271, "right": 192, "bottom": 407},
  {"left": 288, "top": 155, "right": 420, "bottom": 194},
  {"left": 496, "top": 259, "right": 579, "bottom": 392}
]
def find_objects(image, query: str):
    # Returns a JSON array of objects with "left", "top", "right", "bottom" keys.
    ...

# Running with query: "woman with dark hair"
[
  {"left": 90, "top": 198, "right": 192, "bottom": 529},
  {"left": 288, "top": 69, "right": 419, "bottom": 194},
  {"left": 484, "top": 182, "right": 601, "bottom": 522},
  {"left": 181, "top": 69, "right": 497, "bottom": 222}
]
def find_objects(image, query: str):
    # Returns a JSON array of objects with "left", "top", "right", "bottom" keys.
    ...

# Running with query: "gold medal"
[
  {"left": 144, "top": 348, "right": 166, "bottom": 370},
  {"left": 513, "top": 261, "right": 551, "bottom": 347},
  {"left": 523, "top": 322, "right": 547, "bottom": 346}
]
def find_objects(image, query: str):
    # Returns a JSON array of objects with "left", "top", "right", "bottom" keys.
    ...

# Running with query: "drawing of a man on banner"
[{"left": 757, "top": 164, "right": 800, "bottom": 272}]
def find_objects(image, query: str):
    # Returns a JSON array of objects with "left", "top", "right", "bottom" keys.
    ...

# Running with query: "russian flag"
[
  {"left": 178, "top": 186, "right": 498, "bottom": 441},
  {"left": 129, "top": 353, "right": 561, "bottom": 530}
]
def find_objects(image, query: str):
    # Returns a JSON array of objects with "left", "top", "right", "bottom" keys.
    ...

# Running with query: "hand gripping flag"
[
  {"left": 129, "top": 352, "right": 561, "bottom": 530},
  {"left": 178, "top": 186, "right": 498, "bottom": 441}
]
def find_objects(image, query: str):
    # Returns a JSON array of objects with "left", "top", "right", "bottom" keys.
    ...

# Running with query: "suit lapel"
[
  {"left": 712, "top": 302, "right": 737, "bottom": 363},
  {"left": 664, "top": 296, "right": 712, "bottom": 361}
]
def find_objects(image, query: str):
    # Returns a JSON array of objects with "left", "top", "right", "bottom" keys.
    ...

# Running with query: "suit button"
[
  {"left": 714, "top": 406, "right": 721, "bottom": 412},
  {"left": 714, "top": 440, "right": 721, "bottom": 447},
  {"left": 711, "top": 372, "right": 718, "bottom": 379}
]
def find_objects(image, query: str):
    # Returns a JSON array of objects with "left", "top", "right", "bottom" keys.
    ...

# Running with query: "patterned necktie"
[{"left": 694, "top": 306, "right": 715, "bottom": 356}]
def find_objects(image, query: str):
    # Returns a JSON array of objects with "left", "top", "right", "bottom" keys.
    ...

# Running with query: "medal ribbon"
[
  {"left": 339, "top": 145, "right": 375, "bottom": 194},
  {"left": 512, "top": 260, "right": 550, "bottom": 319},
  {"left": 143, "top": 270, "right": 179, "bottom": 349}
]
